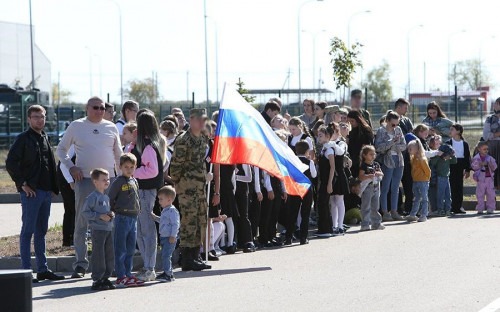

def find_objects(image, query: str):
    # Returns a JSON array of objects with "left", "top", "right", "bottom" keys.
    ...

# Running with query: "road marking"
[{"left": 479, "top": 298, "right": 500, "bottom": 312}]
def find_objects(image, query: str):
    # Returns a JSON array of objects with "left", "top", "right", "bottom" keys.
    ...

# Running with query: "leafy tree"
[
  {"left": 236, "top": 78, "right": 256, "bottom": 103},
  {"left": 51, "top": 83, "right": 72, "bottom": 105},
  {"left": 329, "top": 37, "right": 363, "bottom": 92},
  {"left": 362, "top": 60, "right": 393, "bottom": 102},
  {"left": 449, "top": 58, "right": 491, "bottom": 90},
  {"left": 125, "top": 78, "right": 157, "bottom": 104}
]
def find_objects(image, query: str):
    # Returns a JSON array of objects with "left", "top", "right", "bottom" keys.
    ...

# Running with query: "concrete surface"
[
  {"left": 25, "top": 214, "right": 500, "bottom": 312},
  {"left": 0, "top": 203, "right": 65, "bottom": 238}
]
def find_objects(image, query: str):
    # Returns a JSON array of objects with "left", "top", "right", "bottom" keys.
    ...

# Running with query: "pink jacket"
[
  {"left": 471, "top": 154, "right": 497, "bottom": 182},
  {"left": 134, "top": 145, "right": 159, "bottom": 180}
]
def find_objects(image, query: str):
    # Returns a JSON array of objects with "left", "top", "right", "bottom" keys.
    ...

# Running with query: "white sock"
[
  {"left": 225, "top": 217, "right": 234, "bottom": 247},
  {"left": 209, "top": 220, "right": 215, "bottom": 251},
  {"left": 335, "top": 195, "right": 345, "bottom": 228},
  {"left": 329, "top": 196, "right": 338, "bottom": 228},
  {"left": 213, "top": 221, "right": 225, "bottom": 248}
]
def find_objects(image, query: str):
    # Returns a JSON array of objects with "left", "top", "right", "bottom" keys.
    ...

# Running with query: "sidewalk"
[{"left": 0, "top": 202, "right": 65, "bottom": 237}]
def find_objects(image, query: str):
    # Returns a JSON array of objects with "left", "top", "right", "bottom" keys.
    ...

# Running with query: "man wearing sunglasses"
[{"left": 56, "top": 96, "right": 123, "bottom": 279}]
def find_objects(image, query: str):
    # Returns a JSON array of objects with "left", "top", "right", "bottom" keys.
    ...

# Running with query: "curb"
[{"left": 0, "top": 251, "right": 180, "bottom": 273}]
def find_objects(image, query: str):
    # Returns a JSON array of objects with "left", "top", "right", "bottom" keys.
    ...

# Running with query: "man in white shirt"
[{"left": 56, "top": 96, "right": 122, "bottom": 278}]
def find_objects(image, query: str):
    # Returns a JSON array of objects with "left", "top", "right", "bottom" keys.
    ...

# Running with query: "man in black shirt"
[{"left": 6, "top": 105, "right": 64, "bottom": 282}]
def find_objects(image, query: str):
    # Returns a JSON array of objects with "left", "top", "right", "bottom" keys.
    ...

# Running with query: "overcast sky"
[{"left": 2, "top": 0, "right": 500, "bottom": 104}]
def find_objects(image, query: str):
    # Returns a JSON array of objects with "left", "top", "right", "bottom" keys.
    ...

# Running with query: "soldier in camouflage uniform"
[{"left": 170, "top": 108, "right": 215, "bottom": 271}]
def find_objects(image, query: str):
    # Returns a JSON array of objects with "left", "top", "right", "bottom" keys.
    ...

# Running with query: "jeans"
[
  {"left": 20, "top": 189, "right": 52, "bottom": 273},
  {"left": 114, "top": 214, "right": 137, "bottom": 279},
  {"left": 137, "top": 189, "right": 158, "bottom": 270},
  {"left": 436, "top": 176, "right": 451, "bottom": 212},
  {"left": 90, "top": 229, "right": 114, "bottom": 281},
  {"left": 410, "top": 182, "right": 429, "bottom": 217},
  {"left": 380, "top": 156, "right": 404, "bottom": 213},
  {"left": 360, "top": 184, "right": 382, "bottom": 227},
  {"left": 160, "top": 237, "right": 177, "bottom": 274}
]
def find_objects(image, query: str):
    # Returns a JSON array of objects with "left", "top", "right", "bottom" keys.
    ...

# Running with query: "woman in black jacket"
[{"left": 447, "top": 123, "right": 472, "bottom": 214}]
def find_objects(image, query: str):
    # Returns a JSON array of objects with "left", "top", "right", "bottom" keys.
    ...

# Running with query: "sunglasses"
[{"left": 92, "top": 106, "right": 106, "bottom": 111}]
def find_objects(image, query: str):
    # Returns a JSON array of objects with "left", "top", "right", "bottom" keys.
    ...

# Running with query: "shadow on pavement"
[{"left": 175, "top": 266, "right": 272, "bottom": 279}]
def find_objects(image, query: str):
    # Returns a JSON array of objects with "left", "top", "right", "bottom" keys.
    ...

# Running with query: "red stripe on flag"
[{"left": 282, "top": 175, "right": 310, "bottom": 198}]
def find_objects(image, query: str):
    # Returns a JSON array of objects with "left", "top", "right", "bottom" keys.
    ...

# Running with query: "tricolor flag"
[{"left": 211, "top": 83, "right": 312, "bottom": 198}]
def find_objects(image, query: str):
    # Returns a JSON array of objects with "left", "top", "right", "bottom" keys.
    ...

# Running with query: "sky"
[{"left": 1, "top": 0, "right": 500, "bottom": 104}]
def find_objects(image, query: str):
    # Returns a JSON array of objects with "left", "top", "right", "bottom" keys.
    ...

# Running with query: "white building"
[{"left": 0, "top": 21, "right": 51, "bottom": 92}]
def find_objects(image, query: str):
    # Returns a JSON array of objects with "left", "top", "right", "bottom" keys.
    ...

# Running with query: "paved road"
[
  {"left": 0, "top": 203, "right": 65, "bottom": 237},
  {"left": 28, "top": 214, "right": 500, "bottom": 312}
]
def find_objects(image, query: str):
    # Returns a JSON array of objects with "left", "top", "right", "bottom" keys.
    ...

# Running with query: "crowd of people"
[{"left": 6, "top": 89, "right": 500, "bottom": 291}]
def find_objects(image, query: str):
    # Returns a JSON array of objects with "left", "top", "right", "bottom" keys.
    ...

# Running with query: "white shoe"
[{"left": 137, "top": 269, "right": 156, "bottom": 282}]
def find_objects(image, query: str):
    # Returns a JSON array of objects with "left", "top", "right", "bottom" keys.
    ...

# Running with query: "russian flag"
[{"left": 211, "top": 83, "right": 312, "bottom": 198}]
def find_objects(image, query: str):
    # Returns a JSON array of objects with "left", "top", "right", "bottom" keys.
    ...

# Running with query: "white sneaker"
[{"left": 137, "top": 269, "right": 156, "bottom": 282}]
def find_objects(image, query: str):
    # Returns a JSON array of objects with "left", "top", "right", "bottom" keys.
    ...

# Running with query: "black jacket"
[
  {"left": 5, "top": 128, "right": 59, "bottom": 194},
  {"left": 445, "top": 139, "right": 472, "bottom": 171}
]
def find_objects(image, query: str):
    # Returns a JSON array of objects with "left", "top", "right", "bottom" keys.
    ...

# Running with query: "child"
[
  {"left": 328, "top": 122, "right": 350, "bottom": 236},
  {"left": 151, "top": 186, "right": 180, "bottom": 282},
  {"left": 285, "top": 140, "right": 317, "bottom": 245},
  {"left": 107, "top": 153, "right": 144, "bottom": 288},
  {"left": 447, "top": 124, "right": 472, "bottom": 214},
  {"left": 316, "top": 125, "right": 335, "bottom": 237},
  {"left": 406, "top": 140, "right": 431, "bottom": 222},
  {"left": 82, "top": 168, "right": 115, "bottom": 291},
  {"left": 358, "top": 145, "right": 385, "bottom": 231},
  {"left": 344, "top": 179, "right": 362, "bottom": 225},
  {"left": 429, "top": 144, "right": 457, "bottom": 216},
  {"left": 427, "top": 135, "right": 442, "bottom": 214},
  {"left": 288, "top": 117, "right": 315, "bottom": 161},
  {"left": 122, "top": 122, "right": 137, "bottom": 152},
  {"left": 471, "top": 141, "right": 498, "bottom": 214}
]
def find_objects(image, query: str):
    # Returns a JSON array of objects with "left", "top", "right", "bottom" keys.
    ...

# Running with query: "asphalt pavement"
[
  {"left": 27, "top": 213, "right": 500, "bottom": 312},
  {"left": 0, "top": 202, "right": 65, "bottom": 237}
]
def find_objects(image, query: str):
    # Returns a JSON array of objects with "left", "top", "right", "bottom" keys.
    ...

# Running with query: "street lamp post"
[
  {"left": 347, "top": 10, "right": 371, "bottom": 99},
  {"left": 85, "top": 46, "right": 93, "bottom": 97},
  {"left": 207, "top": 16, "right": 220, "bottom": 105},
  {"left": 28, "top": 0, "right": 35, "bottom": 90},
  {"left": 94, "top": 54, "right": 103, "bottom": 98},
  {"left": 302, "top": 29, "right": 326, "bottom": 89},
  {"left": 297, "top": 0, "right": 323, "bottom": 105},
  {"left": 106, "top": 0, "right": 123, "bottom": 104},
  {"left": 448, "top": 30, "right": 466, "bottom": 95},
  {"left": 204, "top": 0, "right": 210, "bottom": 109},
  {"left": 407, "top": 24, "right": 423, "bottom": 99}
]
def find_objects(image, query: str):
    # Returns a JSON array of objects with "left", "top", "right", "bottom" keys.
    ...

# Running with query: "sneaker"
[
  {"left": 127, "top": 275, "right": 145, "bottom": 286},
  {"left": 391, "top": 211, "right": 404, "bottom": 221},
  {"left": 332, "top": 228, "right": 344, "bottom": 236},
  {"left": 372, "top": 224, "right": 386, "bottom": 230},
  {"left": 37, "top": 270, "right": 65, "bottom": 281},
  {"left": 360, "top": 225, "right": 371, "bottom": 231},
  {"left": 428, "top": 211, "right": 439, "bottom": 218},
  {"left": 477, "top": 211, "right": 485, "bottom": 215},
  {"left": 102, "top": 278, "right": 116, "bottom": 290},
  {"left": 406, "top": 215, "right": 418, "bottom": 222},
  {"left": 445, "top": 211, "right": 452, "bottom": 216},
  {"left": 156, "top": 272, "right": 172, "bottom": 282},
  {"left": 382, "top": 212, "right": 393, "bottom": 222},
  {"left": 438, "top": 210, "right": 446, "bottom": 216},
  {"left": 137, "top": 269, "right": 156, "bottom": 282},
  {"left": 91, "top": 280, "right": 103, "bottom": 291},
  {"left": 300, "top": 239, "right": 309, "bottom": 245},
  {"left": 71, "top": 266, "right": 86, "bottom": 279},
  {"left": 417, "top": 216, "right": 427, "bottom": 222},
  {"left": 487, "top": 211, "right": 495, "bottom": 215}
]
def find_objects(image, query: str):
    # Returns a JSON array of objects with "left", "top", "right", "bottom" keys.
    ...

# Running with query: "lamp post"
[
  {"left": 347, "top": 10, "right": 371, "bottom": 98},
  {"left": 94, "top": 54, "right": 103, "bottom": 98},
  {"left": 302, "top": 29, "right": 326, "bottom": 89},
  {"left": 204, "top": 0, "right": 210, "bottom": 108},
  {"left": 28, "top": 0, "right": 35, "bottom": 90},
  {"left": 207, "top": 16, "right": 220, "bottom": 105},
  {"left": 407, "top": 24, "right": 423, "bottom": 99},
  {"left": 448, "top": 29, "right": 466, "bottom": 94},
  {"left": 297, "top": 0, "right": 323, "bottom": 105},
  {"left": 105, "top": 0, "right": 123, "bottom": 104}
]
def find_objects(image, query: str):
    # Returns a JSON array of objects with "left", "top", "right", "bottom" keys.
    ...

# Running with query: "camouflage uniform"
[{"left": 170, "top": 111, "right": 209, "bottom": 248}]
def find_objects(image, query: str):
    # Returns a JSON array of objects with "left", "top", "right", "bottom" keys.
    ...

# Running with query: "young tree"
[
  {"left": 124, "top": 78, "right": 157, "bottom": 104},
  {"left": 51, "top": 83, "right": 73, "bottom": 105},
  {"left": 449, "top": 58, "right": 491, "bottom": 90},
  {"left": 329, "top": 37, "right": 363, "bottom": 101},
  {"left": 236, "top": 78, "right": 256, "bottom": 103},
  {"left": 362, "top": 60, "right": 393, "bottom": 102}
]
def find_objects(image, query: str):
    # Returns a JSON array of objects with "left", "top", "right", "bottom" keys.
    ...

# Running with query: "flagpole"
[{"left": 205, "top": 163, "right": 213, "bottom": 264}]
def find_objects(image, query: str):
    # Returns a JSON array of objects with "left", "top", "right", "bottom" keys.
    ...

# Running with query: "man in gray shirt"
[{"left": 56, "top": 96, "right": 122, "bottom": 279}]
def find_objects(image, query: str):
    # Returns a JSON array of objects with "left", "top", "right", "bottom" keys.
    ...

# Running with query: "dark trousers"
[
  {"left": 449, "top": 158, "right": 467, "bottom": 211},
  {"left": 317, "top": 188, "right": 333, "bottom": 234},
  {"left": 248, "top": 190, "right": 261, "bottom": 241},
  {"left": 286, "top": 189, "right": 313, "bottom": 240},
  {"left": 60, "top": 181, "right": 75, "bottom": 246},
  {"left": 258, "top": 190, "right": 282, "bottom": 243},
  {"left": 90, "top": 230, "right": 115, "bottom": 281},
  {"left": 235, "top": 182, "right": 253, "bottom": 245},
  {"left": 401, "top": 168, "right": 413, "bottom": 214}
]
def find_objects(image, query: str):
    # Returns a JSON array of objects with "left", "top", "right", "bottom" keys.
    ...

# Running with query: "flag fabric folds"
[{"left": 211, "top": 83, "right": 312, "bottom": 198}]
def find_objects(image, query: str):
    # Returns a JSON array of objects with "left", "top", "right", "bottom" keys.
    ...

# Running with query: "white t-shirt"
[
  {"left": 452, "top": 138, "right": 465, "bottom": 158},
  {"left": 290, "top": 134, "right": 313, "bottom": 151}
]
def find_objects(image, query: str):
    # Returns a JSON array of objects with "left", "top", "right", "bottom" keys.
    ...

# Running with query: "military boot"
[
  {"left": 191, "top": 248, "right": 211, "bottom": 271},
  {"left": 181, "top": 248, "right": 193, "bottom": 271}
]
